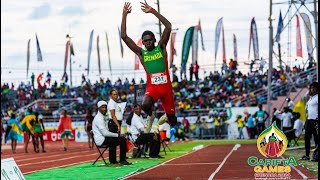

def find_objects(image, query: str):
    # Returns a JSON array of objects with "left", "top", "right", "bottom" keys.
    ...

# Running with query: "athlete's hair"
[
  {"left": 141, "top": 30, "right": 155, "bottom": 39},
  {"left": 310, "top": 82, "right": 318, "bottom": 91},
  {"left": 109, "top": 88, "right": 118, "bottom": 95},
  {"left": 133, "top": 104, "right": 141, "bottom": 108}
]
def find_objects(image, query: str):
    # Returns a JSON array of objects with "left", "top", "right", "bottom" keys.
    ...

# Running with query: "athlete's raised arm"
[
  {"left": 121, "top": 2, "right": 142, "bottom": 56},
  {"left": 140, "top": 0, "right": 171, "bottom": 50}
]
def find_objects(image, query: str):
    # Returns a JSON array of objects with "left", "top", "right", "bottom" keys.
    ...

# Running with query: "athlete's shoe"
[
  {"left": 168, "top": 116, "right": 177, "bottom": 126},
  {"left": 145, "top": 113, "right": 156, "bottom": 133},
  {"left": 158, "top": 113, "right": 168, "bottom": 125}
]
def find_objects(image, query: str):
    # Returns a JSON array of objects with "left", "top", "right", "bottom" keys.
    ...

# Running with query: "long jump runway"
[{"left": 124, "top": 144, "right": 317, "bottom": 180}]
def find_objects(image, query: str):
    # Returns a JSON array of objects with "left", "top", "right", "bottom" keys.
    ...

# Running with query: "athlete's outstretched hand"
[
  {"left": 140, "top": 0, "right": 153, "bottom": 13},
  {"left": 123, "top": 2, "right": 132, "bottom": 15}
]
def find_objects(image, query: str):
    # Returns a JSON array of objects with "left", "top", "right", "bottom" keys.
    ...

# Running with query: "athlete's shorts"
[
  {"left": 34, "top": 132, "right": 45, "bottom": 137},
  {"left": 144, "top": 83, "right": 175, "bottom": 115},
  {"left": 60, "top": 130, "right": 73, "bottom": 138}
]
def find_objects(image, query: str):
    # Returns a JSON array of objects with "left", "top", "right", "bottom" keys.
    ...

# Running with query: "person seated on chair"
[
  {"left": 284, "top": 112, "right": 303, "bottom": 147},
  {"left": 130, "top": 104, "right": 163, "bottom": 158},
  {"left": 92, "top": 100, "right": 131, "bottom": 165}
]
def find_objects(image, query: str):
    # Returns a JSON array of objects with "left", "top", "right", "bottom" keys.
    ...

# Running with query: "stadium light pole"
[
  {"left": 155, "top": 0, "right": 162, "bottom": 39},
  {"left": 314, "top": 0, "right": 318, "bottom": 81},
  {"left": 267, "top": 0, "right": 275, "bottom": 126}
]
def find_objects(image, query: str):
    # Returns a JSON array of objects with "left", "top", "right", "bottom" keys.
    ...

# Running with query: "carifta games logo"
[
  {"left": 247, "top": 122, "right": 297, "bottom": 179},
  {"left": 257, "top": 122, "right": 287, "bottom": 157}
]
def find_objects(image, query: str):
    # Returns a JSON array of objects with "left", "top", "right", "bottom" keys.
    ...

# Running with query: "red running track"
[
  {"left": 1, "top": 141, "right": 104, "bottom": 175},
  {"left": 124, "top": 144, "right": 318, "bottom": 180}
]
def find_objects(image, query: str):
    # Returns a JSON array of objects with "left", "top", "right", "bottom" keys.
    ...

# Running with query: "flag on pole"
[
  {"left": 222, "top": 25, "right": 226, "bottom": 63},
  {"left": 233, "top": 34, "right": 238, "bottom": 61},
  {"left": 181, "top": 26, "right": 195, "bottom": 76},
  {"left": 87, "top": 29, "right": 94, "bottom": 76},
  {"left": 27, "top": 39, "right": 31, "bottom": 79},
  {"left": 70, "top": 42, "right": 75, "bottom": 56},
  {"left": 106, "top": 32, "right": 112, "bottom": 76},
  {"left": 300, "top": 13, "right": 313, "bottom": 58},
  {"left": 275, "top": 11, "right": 284, "bottom": 43},
  {"left": 35, "top": 34, "right": 43, "bottom": 62},
  {"left": 293, "top": 99, "right": 306, "bottom": 122},
  {"left": 249, "top": 17, "right": 260, "bottom": 61},
  {"left": 181, "top": 26, "right": 195, "bottom": 69},
  {"left": 169, "top": 32, "right": 177, "bottom": 68},
  {"left": 296, "top": 15, "right": 303, "bottom": 58},
  {"left": 214, "top": 18, "right": 223, "bottom": 61},
  {"left": 97, "top": 35, "right": 101, "bottom": 75},
  {"left": 64, "top": 40, "right": 70, "bottom": 73},
  {"left": 134, "top": 38, "right": 142, "bottom": 70},
  {"left": 118, "top": 27, "right": 124, "bottom": 58},
  {"left": 192, "top": 26, "right": 199, "bottom": 65},
  {"left": 198, "top": 19, "right": 205, "bottom": 51}
]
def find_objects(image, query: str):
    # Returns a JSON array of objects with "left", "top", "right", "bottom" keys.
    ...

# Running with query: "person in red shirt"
[
  {"left": 193, "top": 62, "right": 199, "bottom": 81},
  {"left": 57, "top": 110, "right": 73, "bottom": 151},
  {"left": 181, "top": 115, "right": 190, "bottom": 136}
]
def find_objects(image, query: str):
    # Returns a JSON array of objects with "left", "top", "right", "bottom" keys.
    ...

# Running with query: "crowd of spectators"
[{"left": 1, "top": 61, "right": 317, "bottom": 120}]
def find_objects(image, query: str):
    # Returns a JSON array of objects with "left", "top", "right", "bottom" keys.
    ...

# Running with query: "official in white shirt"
[
  {"left": 301, "top": 82, "right": 318, "bottom": 161},
  {"left": 92, "top": 100, "right": 131, "bottom": 165},
  {"left": 107, "top": 89, "right": 124, "bottom": 133},
  {"left": 284, "top": 112, "right": 304, "bottom": 146},
  {"left": 130, "top": 104, "right": 162, "bottom": 158},
  {"left": 280, "top": 107, "right": 293, "bottom": 132}
]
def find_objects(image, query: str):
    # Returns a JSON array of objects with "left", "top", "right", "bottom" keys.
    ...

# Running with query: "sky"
[{"left": 1, "top": 0, "right": 317, "bottom": 87}]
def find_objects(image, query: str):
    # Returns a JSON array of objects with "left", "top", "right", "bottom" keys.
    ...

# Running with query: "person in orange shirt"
[{"left": 57, "top": 110, "right": 73, "bottom": 151}]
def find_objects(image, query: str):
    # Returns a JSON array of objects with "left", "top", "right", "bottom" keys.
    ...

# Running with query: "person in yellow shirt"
[
  {"left": 236, "top": 115, "right": 245, "bottom": 139},
  {"left": 214, "top": 114, "right": 222, "bottom": 139},
  {"left": 20, "top": 108, "right": 36, "bottom": 153}
]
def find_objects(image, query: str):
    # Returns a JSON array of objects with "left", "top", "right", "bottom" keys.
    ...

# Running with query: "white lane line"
[
  {"left": 208, "top": 144, "right": 241, "bottom": 180},
  {"left": 23, "top": 160, "right": 94, "bottom": 175},
  {"left": 120, "top": 145, "right": 207, "bottom": 180},
  {"left": 19, "top": 154, "right": 97, "bottom": 167},
  {"left": 163, "top": 162, "right": 221, "bottom": 166},
  {"left": 16, "top": 150, "right": 95, "bottom": 162},
  {"left": 281, "top": 156, "right": 308, "bottom": 179}
]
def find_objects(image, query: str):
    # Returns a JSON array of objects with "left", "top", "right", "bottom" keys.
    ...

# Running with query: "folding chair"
[
  {"left": 91, "top": 131, "right": 109, "bottom": 166},
  {"left": 126, "top": 132, "right": 147, "bottom": 158},
  {"left": 160, "top": 130, "right": 171, "bottom": 155}
]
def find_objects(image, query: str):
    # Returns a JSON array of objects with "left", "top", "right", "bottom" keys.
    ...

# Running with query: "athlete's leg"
[
  {"left": 167, "top": 114, "right": 177, "bottom": 126},
  {"left": 160, "top": 86, "right": 177, "bottom": 126},
  {"left": 142, "top": 96, "right": 156, "bottom": 133},
  {"left": 142, "top": 96, "right": 154, "bottom": 116}
]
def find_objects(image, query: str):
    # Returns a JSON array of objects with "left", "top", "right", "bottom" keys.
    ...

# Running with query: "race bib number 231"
[{"left": 151, "top": 73, "right": 167, "bottom": 85}]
